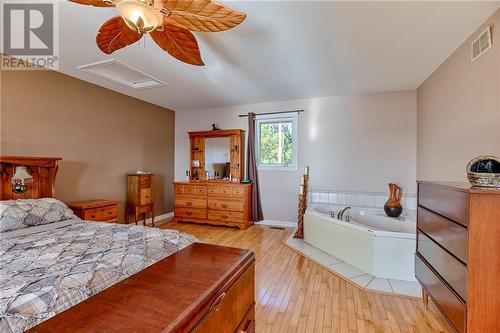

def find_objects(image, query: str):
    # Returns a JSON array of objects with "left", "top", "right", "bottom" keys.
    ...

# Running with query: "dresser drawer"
[
  {"left": 208, "top": 199, "right": 244, "bottom": 212},
  {"left": 83, "top": 206, "right": 117, "bottom": 221},
  {"left": 207, "top": 185, "right": 218, "bottom": 195},
  {"left": 139, "top": 176, "right": 151, "bottom": 188},
  {"left": 184, "top": 185, "right": 196, "bottom": 196},
  {"left": 196, "top": 186, "right": 207, "bottom": 196},
  {"left": 232, "top": 186, "right": 245, "bottom": 196},
  {"left": 418, "top": 207, "right": 467, "bottom": 263},
  {"left": 175, "top": 207, "right": 207, "bottom": 220},
  {"left": 174, "top": 184, "right": 184, "bottom": 195},
  {"left": 175, "top": 197, "right": 207, "bottom": 209},
  {"left": 216, "top": 186, "right": 233, "bottom": 196},
  {"left": 418, "top": 183, "right": 469, "bottom": 227},
  {"left": 208, "top": 210, "right": 245, "bottom": 223},
  {"left": 417, "top": 231, "right": 467, "bottom": 301},
  {"left": 175, "top": 184, "right": 207, "bottom": 197},
  {"left": 140, "top": 188, "right": 152, "bottom": 205},
  {"left": 137, "top": 205, "right": 153, "bottom": 214},
  {"left": 193, "top": 263, "right": 254, "bottom": 333},
  {"left": 185, "top": 185, "right": 206, "bottom": 197},
  {"left": 207, "top": 185, "right": 244, "bottom": 197},
  {"left": 415, "top": 255, "right": 466, "bottom": 333}
]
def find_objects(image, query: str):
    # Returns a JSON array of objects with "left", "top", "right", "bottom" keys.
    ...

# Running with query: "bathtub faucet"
[{"left": 337, "top": 207, "right": 351, "bottom": 221}]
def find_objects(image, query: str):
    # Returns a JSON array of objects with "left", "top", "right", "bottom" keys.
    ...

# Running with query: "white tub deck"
[{"left": 304, "top": 206, "right": 417, "bottom": 282}]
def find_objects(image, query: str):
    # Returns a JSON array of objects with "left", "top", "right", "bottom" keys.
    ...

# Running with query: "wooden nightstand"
[{"left": 68, "top": 200, "right": 120, "bottom": 223}]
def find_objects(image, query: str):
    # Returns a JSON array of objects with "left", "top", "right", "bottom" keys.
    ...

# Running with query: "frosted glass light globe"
[{"left": 116, "top": 0, "right": 163, "bottom": 34}]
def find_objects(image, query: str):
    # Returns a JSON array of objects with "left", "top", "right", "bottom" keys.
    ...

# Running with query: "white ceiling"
[{"left": 58, "top": 1, "right": 500, "bottom": 111}]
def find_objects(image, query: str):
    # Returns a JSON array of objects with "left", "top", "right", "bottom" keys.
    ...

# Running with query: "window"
[{"left": 256, "top": 113, "right": 298, "bottom": 170}]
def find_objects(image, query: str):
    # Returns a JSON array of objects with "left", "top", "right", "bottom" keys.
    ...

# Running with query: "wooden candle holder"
[{"left": 294, "top": 173, "right": 308, "bottom": 239}]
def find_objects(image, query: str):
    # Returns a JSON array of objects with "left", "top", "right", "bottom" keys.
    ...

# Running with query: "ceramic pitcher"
[{"left": 384, "top": 183, "right": 403, "bottom": 217}]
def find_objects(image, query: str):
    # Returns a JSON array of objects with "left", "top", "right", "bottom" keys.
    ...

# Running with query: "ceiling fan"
[{"left": 69, "top": 0, "right": 246, "bottom": 66}]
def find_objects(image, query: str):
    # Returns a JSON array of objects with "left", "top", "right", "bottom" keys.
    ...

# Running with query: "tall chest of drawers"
[
  {"left": 416, "top": 181, "right": 500, "bottom": 333},
  {"left": 126, "top": 174, "right": 155, "bottom": 226},
  {"left": 173, "top": 181, "right": 253, "bottom": 229}
]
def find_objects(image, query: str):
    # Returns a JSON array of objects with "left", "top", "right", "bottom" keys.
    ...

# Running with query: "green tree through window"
[{"left": 259, "top": 120, "right": 294, "bottom": 166}]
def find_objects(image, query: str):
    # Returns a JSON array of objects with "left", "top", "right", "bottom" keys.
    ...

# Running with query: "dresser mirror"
[
  {"left": 189, "top": 129, "right": 245, "bottom": 182},
  {"left": 204, "top": 137, "right": 231, "bottom": 179}
]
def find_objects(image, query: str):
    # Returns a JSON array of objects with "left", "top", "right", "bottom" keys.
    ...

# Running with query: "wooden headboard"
[{"left": 0, "top": 156, "right": 62, "bottom": 200}]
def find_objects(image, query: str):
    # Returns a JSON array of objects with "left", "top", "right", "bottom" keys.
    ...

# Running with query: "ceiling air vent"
[
  {"left": 471, "top": 26, "right": 492, "bottom": 62},
  {"left": 77, "top": 59, "right": 167, "bottom": 89}
]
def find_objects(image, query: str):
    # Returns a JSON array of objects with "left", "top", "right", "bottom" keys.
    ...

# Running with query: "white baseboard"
[
  {"left": 255, "top": 219, "right": 297, "bottom": 228},
  {"left": 143, "top": 212, "right": 174, "bottom": 226},
  {"left": 144, "top": 214, "right": 296, "bottom": 228}
]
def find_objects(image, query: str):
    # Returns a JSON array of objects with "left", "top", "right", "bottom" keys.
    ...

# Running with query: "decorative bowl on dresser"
[
  {"left": 68, "top": 199, "right": 119, "bottom": 223},
  {"left": 416, "top": 181, "right": 500, "bottom": 333},
  {"left": 126, "top": 173, "right": 155, "bottom": 227}
]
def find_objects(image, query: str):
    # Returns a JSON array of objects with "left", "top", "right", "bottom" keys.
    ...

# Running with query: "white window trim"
[{"left": 256, "top": 112, "right": 298, "bottom": 171}]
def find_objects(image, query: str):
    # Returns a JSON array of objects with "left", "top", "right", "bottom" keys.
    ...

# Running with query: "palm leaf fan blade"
[
  {"left": 150, "top": 24, "right": 204, "bottom": 66},
  {"left": 96, "top": 16, "right": 143, "bottom": 54},
  {"left": 155, "top": 0, "right": 246, "bottom": 32}
]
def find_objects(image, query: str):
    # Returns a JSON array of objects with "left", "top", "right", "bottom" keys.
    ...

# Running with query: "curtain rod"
[{"left": 238, "top": 110, "right": 305, "bottom": 118}]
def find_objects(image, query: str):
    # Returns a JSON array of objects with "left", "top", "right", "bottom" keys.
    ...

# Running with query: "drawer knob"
[
  {"left": 209, "top": 292, "right": 226, "bottom": 312},
  {"left": 187, "top": 202, "right": 193, "bottom": 206},
  {"left": 186, "top": 211, "right": 193, "bottom": 216},
  {"left": 221, "top": 215, "right": 228, "bottom": 219},
  {"left": 241, "top": 319, "right": 255, "bottom": 333},
  {"left": 108, "top": 211, "right": 112, "bottom": 215},
  {"left": 221, "top": 204, "right": 228, "bottom": 209},
  {"left": 91, "top": 215, "right": 96, "bottom": 219}
]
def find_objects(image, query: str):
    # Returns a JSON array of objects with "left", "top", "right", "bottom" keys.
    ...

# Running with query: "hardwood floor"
[{"left": 161, "top": 221, "right": 452, "bottom": 333}]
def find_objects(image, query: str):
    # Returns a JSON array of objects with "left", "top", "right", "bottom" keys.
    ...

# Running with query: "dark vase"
[{"left": 384, "top": 183, "right": 403, "bottom": 217}]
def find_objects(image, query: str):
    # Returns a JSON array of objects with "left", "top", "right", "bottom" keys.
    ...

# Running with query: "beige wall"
[
  {"left": 417, "top": 9, "right": 500, "bottom": 181},
  {"left": 0, "top": 69, "right": 175, "bottom": 221},
  {"left": 175, "top": 91, "right": 417, "bottom": 222}
]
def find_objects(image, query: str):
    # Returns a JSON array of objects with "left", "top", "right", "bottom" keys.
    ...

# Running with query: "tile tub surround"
[
  {"left": 309, "top": 189, "right": 417, "bottom": 212},
  {"left": 285, "top": 235, "right": 421, "bottom": 298}
]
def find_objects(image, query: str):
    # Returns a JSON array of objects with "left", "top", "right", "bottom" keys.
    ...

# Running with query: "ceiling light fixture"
[
  {"left": 69, "top": 0, "right": 246, "bottom": 66},
  {"left": 115, "top": 0, "right": 163, "bottom": 34}
]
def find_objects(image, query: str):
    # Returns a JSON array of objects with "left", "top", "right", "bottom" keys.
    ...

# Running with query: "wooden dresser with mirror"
[{"left": 173, "top": 129, "right": 253, "bottom": 229}]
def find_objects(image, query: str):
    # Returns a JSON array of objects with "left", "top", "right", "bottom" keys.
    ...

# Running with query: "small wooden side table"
[
  {"left": 126, "top": 173, "right": 155, "bottom": 227},
  {"left": 68, "top": 200, "right": 120, "bottom": 223}
]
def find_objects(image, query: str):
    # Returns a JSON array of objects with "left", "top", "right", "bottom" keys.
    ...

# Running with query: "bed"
[{"left": 0, "top": 157, "right": 255, "bottom": 333}]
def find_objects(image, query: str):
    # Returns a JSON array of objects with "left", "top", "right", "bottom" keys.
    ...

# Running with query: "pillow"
[{"left": 0, "top": 198, "right": 79, "bottom": 233}]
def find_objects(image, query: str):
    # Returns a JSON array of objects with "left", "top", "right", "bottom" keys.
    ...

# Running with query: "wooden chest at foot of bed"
[{"left": 29, "top": 243, "right": 256, "bottom": 333}]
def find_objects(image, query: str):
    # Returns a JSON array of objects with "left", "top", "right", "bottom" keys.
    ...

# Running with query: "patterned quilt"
[{"left": 0, "top": 220, "right": 197, "bottom": 333}]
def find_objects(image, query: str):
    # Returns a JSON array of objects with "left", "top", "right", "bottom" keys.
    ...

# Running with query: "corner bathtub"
[{"left": 304, "top": 205, "right": 416, "bottom": 281}]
